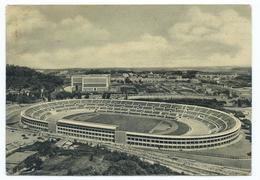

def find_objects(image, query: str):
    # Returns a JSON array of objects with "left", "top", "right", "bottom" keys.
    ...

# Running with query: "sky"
[{"left": 6, "top": 5, "right": 251, "bottom": 69}]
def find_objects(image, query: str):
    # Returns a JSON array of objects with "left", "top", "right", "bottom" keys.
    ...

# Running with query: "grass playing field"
[
  {"left": 64, "top": 112, "right": 190, "bottom": 135},
  {"left": 64, "top": 112, "right": 161, "bottom": 133}
]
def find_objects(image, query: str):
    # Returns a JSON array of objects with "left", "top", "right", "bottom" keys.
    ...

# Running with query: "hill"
[
  {"left": 6, "top": 64, "right": 64, "bottom": 103},
  {"left": 7, "top": 64, "right": 63, "bottom": 91}
]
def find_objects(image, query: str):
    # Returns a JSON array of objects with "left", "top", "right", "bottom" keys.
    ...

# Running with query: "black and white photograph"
[{"left": 4, "top": 4, "right": 254, "bottom": 176}]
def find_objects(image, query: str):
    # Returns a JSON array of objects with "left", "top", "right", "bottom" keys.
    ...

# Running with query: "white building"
[{"left": 71, "top": 74, "right": 111, "bottom": 92}]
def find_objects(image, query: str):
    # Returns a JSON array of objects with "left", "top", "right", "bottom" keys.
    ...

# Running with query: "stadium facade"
[
  {"left": 20, "top": 99, "right": 241, "bottom": 150},
  {"left": 71, "top": 74, "right": 111, "bottom": 92}
]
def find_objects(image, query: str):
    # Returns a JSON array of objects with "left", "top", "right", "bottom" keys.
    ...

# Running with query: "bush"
[{"left": 24, "top": 156, "right": 43, "bottom": 170}]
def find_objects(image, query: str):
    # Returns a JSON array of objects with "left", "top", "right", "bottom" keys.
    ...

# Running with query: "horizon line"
[{"left": 6, "top": 64, "right": 251, "bottom": 70}]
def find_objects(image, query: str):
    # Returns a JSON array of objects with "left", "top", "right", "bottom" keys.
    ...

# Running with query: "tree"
[
  {"left": 89, "top": 154, "right": 94, "bottom": 161},
  {"left": 67, "top": 169, "right": 73, "bottom": 175},
  {"left": 24, "top": 156, "right": 43, "bottom": 170},
  {"left": 102, "top": 92, "right": 111, "bottom": 99},
  {"left": 72, "top": 92, "right": 82, "bottom": 99},
  {"left": 55, "top": 91, "right": 73, "bottom": 99},
  {"left": 124, "top": 77, "right": 132, "bottom": 84},
  {"left": 84, "top": 93, "right": 89, "bottom": 99}
]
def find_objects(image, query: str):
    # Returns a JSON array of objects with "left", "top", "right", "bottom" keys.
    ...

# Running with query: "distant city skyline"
[{"left": 6, "top": 5, "right": 251, "bottom": 69}]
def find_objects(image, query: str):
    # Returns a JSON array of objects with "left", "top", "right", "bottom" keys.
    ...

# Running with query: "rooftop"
[
  {"left": 58, "top": 119, "right": 118, "bottom": 130},
  {"left": 6, "top": 151, "right": 37, "bottom": 165},
  {"left": 71, "top": 74, "right": 110, "bottom": 78}
]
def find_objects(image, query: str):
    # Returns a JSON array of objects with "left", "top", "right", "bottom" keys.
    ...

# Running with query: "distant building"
[
  {"left": 205, "top": 87, "right": 215, "bottom": 95},
  {"left": 176, "top": 75, "right": 182, "bottom": 80},
  {"left": 138, "top": 77, "right": 166, "bottom": 83},
  {"left": 64, "top": 86, "right": 73, "bottom": 93},
  {"left": 231, "top": 87, "right": 251, "bottom": 99},
  {"left": 190, "top": 78, "right": 201, "bottom": 84},
  {"left": 195, "top": 72, "right": 238, "bottom": 80},
  {"left": 71, "top": 74, "right": 111, "bottom": 92},
  {"left": 122, "top": 73, "right": 129, "bottom": 78}
]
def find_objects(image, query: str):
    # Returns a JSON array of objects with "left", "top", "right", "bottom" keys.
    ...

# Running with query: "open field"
[{"left": 64, "top": 112, "right": 190, "bottom": 135}]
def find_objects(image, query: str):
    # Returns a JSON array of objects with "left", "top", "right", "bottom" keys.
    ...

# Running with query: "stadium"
[{"left": 20, "top": 99, "right": 241, "bottom": 150}]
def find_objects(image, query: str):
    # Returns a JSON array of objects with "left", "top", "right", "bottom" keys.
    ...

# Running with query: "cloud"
[
  {"left": 7, "top": 6, "right": 54, "bottom": 42},
  {"left": 168, "top": 7, "right": 251, "bottom": 66},
  {"left": 169, "top": 7, "right": 247, "bottom": 43},
  {"left": 8, "top": 33, "right": 173, "bottom": 68},
  {"left": 7, "top": 7, "right": 110, "bottom": 53},
  {"left": 53, "top": 15, "right": 110, "bottom": 45},
  {"left": 6, "top": 6, "right": 251, "bottom": 68}
]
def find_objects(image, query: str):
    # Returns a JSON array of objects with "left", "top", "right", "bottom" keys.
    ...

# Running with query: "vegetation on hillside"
[
  {"left": 6, "top": 64, "right": 64, "bottom": 103},
  {"left": 17, "top": 140, "right": 180, "bottom": 176}
]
